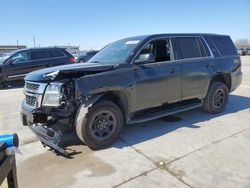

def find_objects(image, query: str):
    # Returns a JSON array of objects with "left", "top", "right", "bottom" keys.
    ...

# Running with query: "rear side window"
[
  {"left": 209, "top": 36, "right": 237, "bottom": 56},
  {"left": 177, "top": 37, "right": 202, "bottom": 59},
  {"left": 31, "top": 51, "right": 51, "bottom": 60},
  {"left": 50, "top": 50, "right": 65, "bottom": 58}
]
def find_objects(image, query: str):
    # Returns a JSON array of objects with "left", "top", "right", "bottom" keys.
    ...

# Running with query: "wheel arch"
[
  {"left": 75, "top": 90, "right": 129, "bottom": 127},
  {"left": 210, "top": 73, "right": 232, "bottom": 91},
  {"left": 98, "top": 91, "right": 129, "bottom": 120}
]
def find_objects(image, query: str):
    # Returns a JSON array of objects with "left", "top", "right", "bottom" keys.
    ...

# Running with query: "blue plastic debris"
[{"left": 0, "top": 133, "right": 19, "bottom": 148}]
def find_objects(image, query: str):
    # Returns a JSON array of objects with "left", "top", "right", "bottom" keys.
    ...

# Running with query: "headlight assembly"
[{"left": 42, "top": 83, "right": 63, "bottom": 107}]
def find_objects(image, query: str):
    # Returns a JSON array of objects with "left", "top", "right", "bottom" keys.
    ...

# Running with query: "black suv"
[
  {"left": 0, "top": 47, "right": 75, "bottom": 88},
  {"left": 21, "top": 34, "right": 242, "bottom": 156}
]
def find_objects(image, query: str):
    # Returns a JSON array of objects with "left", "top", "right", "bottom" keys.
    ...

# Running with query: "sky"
[{"left": 0, "top": 0, "right": 249, "bottom": 50}]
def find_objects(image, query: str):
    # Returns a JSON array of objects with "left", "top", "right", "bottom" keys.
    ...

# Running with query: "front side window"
[
  {"left": 137, "top": 39, "right": 172, "bottom": 63},
  {"left": 11, "top": 51, "right": 31, "bottom": 63},
  {"left": 177, "top": 37, "right": 202, "bottom": 59}
]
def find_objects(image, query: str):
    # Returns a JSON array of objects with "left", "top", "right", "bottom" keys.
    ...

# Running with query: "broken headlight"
[{"left": 42, "top": 82, "right": 63, "bottom": 107}]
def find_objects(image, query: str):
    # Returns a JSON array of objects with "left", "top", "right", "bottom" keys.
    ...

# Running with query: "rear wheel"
[
  {"left": 76, "top": 100, "right": 124, "bottom": 149},
  {"left": 203, "top": 81, "right": 229, "bottom": 114}
]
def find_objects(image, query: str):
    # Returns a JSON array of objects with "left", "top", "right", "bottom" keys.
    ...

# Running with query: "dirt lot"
[{"left": 1, "top": 56, "right": 250, "bottom": 188}]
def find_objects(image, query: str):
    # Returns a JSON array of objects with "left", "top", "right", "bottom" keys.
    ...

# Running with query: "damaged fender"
[{"left": 75, "top": 94, "right": 104, "bottom": 142}]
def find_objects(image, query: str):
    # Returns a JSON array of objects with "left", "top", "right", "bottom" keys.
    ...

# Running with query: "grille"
[
  {"left": 26, "top": 83, "right": 39, "bottom": 91},
  {"left": 26, "top": 95, "right": 36, "bottom": 107}
]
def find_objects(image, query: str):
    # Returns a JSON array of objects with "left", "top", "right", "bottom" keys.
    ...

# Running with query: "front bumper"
[
  {"left": 21, "top": 100, "right": 72, "bottom": 157},
  {"left": 29, "top": 125, "right": 71, "bottom": 157},
  {"left": 21, "top": 100, "right": 47, "bottom": 126},
  {"left": 21, "top": 100, "right": 35, "bottom": 126}
]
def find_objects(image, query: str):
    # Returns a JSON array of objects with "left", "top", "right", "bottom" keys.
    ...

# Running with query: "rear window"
[
  {"left": 177, "top": 37, "right": 202, "bottom": 59},
  {"left": 209, "top": 36, "right": 237, "bottom": 56}
]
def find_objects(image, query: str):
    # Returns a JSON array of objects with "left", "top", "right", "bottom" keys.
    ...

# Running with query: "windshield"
[
  {"left": 0, "top": 53, "right": 10, "bottom": 64},
  {"left": 89, "top": 38, "right": 141, "bottom": 65}
]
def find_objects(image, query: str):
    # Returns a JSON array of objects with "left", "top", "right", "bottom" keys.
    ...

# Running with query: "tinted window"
[
  {"left": 31, "top": 51, "right": 51, "bottom": 60},
  {"left": 50, "top": 50, "right": 65, "bottom": 57},
  {"left": 204, "top": 37, "right": 220, "bottom": 57},
  {"left": 210, "top": 36, "right": 237, "bottom": 56},
  {"left": 177, "top": 37, "right": 201, "bottom": 59}
]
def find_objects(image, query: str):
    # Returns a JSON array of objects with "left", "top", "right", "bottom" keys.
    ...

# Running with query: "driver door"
[
  {"left": 3, "top": 51, "right": 32, "bottom": 81},
  {"left": 133, "top": 38, "right": 182, "bottom": 111}
]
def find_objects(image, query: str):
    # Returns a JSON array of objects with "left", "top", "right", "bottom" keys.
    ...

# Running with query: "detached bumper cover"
[
  {"left": 21, "top": 100, "right": 70, "bottom": 157},
  {"left": 29, "top": 125, "right": 70, "bottom": 157}
]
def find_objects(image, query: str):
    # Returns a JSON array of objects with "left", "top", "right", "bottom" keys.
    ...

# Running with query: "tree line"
[{"left": 235, "top": 38, "right": 250, "bottom": 48}]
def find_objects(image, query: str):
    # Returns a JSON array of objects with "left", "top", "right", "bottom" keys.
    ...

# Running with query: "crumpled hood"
[{"left": 25, "top": 62, "right": 115, "bottom": 82}]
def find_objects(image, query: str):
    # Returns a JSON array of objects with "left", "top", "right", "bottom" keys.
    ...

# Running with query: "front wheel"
[
  {"left": 0, "top": 80, "right": 5, "bottom": 89},
  {"left": 76, "top": 100, "right": 124, "bottom": 150},
  {"left": 203, "top": 81, "right": 229, "bottom": 114}
]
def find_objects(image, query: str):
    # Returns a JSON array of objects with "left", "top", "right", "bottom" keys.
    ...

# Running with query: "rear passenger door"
[
  {"left": 28, "top": 50, "right": 52, "bottom": 72},
  {"left": 172, "top": 37, "right": 212, "bottom": 100},
  {"left": 50, "top": 50, "right": 68, "bottom": 66}
]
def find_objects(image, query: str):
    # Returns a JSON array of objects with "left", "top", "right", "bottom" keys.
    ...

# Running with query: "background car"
[
  {"left": 0, "top": 47, "right": 75, "bottom": 88},
  {"left": 75, "top": 50, "right": 99, "bottom": 63},
  {"left": 237, "top": 48, "right": 245, "bottom": 55},
  {"left": 246, "top": 48, "right": 250, "bottom": 55},
  {"left": 237, "top": 48, "right": 250, "bottom": 56}
]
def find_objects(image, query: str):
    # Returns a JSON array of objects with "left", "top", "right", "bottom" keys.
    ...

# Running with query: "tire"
[
  {"left": 0, "top": 80, "right": 5, "bottom": 89},
  {"left": 76, "top": 100, "right": 124, "bottom": 150},
  {"left": 203, "top": 81, "right": 229, "bottom": 114},
  {"left": 79, "top": 60, "right": 85, "bottom": 63}
]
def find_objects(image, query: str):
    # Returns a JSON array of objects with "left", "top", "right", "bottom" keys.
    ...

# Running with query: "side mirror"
[
  {"left": 134, "top": 53, "right": 155, "bottom": 64},
  {"left": 7, "top": 58, "right": 14, "bottom": 65}
]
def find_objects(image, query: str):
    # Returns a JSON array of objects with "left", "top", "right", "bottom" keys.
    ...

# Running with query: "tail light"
[{"left": 69, "top": 57, "right": 75, "bottom": 64}]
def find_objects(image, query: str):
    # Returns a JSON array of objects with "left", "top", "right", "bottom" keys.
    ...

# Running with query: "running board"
[{"left": 128, "top": 101, "right": 202, "bottom": 124}]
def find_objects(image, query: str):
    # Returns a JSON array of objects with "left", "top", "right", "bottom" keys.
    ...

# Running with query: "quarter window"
[
  {"left": 209, "top": 36, "right": 237, "bottom": 56},
  {"left": 177, "top": 37, "right": 202, "bottom": 59},
  {"left": 50, "top": 50, "right": 65, "bottom": 57}
]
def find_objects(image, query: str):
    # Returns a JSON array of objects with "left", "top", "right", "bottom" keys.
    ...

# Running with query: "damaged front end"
[
  {"left": 21, "top": 63, "right": 115, "bottom": 156},
  {"left": 21, "top": 80, "right": 78, "bottom": 156}
]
